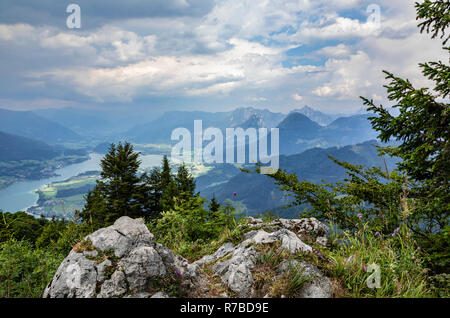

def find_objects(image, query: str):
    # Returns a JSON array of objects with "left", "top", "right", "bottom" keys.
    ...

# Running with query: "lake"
[{"left": 0, "top": 153, "right": 163, "bottom": 214}]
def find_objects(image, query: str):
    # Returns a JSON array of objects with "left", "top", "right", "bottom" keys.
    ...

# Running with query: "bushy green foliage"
[
  {"left": 149, "top": 195, "right": 239, "bottom": 260},
  {"left": 145, "top": 157, "right": 197, "bottom": 217},
  {"left": 0, "top": 210, "right": 90, "bottom": 297},
  {"left": 80, "top": 146, "right": 199, "bottom": 229},
  {"left": 52, "top": 222, "right": 91, "bottom": 254},
  {"left": 0, "top": 239, "right": 64, "bottom": 297},
  {"left": 359, "top": 0, "right": 449, "bottom": 277},
  {"left": 0, "top": 212, "right": 48, "bottom": 244},
  {"left": 262, "top": 159, "right": 410, "bottom": 235},
  {"left": 35, "top": 220, "right": 67, "bottom": 249}
]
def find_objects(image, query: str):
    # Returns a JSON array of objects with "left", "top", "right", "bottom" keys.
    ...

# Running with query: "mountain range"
[
  {"left": 123, "top": 107, "right": 286, "bottom": 144},
  {"left": 277, "top": 113, "right": 379, "bottom": 155},
  {"left": 197, "top": 140, "right": 398, "bottom": 217},
  {"left": 121, "top": 107, "right": 378, "bottom": 157},
  {"left": 0, "top": 108, "right": 82, "bottom": 143},
  {"left": 0, "top": 131, "right": 60, "bottom": 162},
  {"left": 289, "top": 106, "right": 339, "bottom": 126}
]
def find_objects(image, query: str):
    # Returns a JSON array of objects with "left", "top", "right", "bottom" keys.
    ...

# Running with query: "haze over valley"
[{"left": 0, "top": 105, "right": 391, "bottom": 218}]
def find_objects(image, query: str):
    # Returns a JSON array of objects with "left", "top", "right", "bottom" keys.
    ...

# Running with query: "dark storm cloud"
[{"left": 0, "top": 0, "right": 214, "bottom": 29}]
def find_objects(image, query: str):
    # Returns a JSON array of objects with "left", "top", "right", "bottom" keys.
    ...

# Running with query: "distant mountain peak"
[
  {"left": 235, "top": 113, "right": 264, "bottom": 129},
  {"left": 277, "top": 112, "right": 321, "bottom": 130},
  {"left": 290, "top": 105, "right": 337, "bottom": 126}
]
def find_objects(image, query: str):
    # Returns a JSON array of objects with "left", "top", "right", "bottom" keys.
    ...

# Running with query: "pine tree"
[
  {"left": 80, "top": 142, "right": 148, "bottom": 227},
  {"left": 141, "top": 168, "right": 163, "bottom": 219},
  {"left": 360, "top": 1, "right": 449, "bottom": 273},
  {"left": 209, "top": 194, "right": 221, "bottom": 213},
  {"left": 175, "top": 163, "right": 196, "bottom": 199},
  {"left": 160, "top": 155, "right": 172, "bottom": 189},
  {"left": 160, "top": 180, "right": 179, "bottom": 212}
]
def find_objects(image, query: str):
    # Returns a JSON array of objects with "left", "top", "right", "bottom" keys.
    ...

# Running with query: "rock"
[
  {"left": 271, "top": 229, "right": 313, "bottom": 253},
  {"left": 124, "top": 292, "right": 151, "bottom": 298},
  {"left": 151, "top": 291, "right": 169, "bottom": 298},
  {"left": 87, "top": 217, "right": 153, "bottom": 258},
  {"left": 96, "top": 259, "right": 112, "bottom": 282},
  {"left": 227, "top": 263, "right": 254, "bottom": 297},
  {"left": 270, "top": 218, "right": 328, "bottom": 237},
  {"left": 45, "top": 215, "right": 332, "bottom": 298},
  {"left": 316, "top": 236, "right": 328, "bottom": 247},
  {"left": 119, "top": 246, "right": 166, "bottom": 291},
  {"left": 194, "top": 242, "right": 235, "bottom": 267},
  {"left": 276, "top": 259, "right": 333, "bottom": 298},
  {"left": 44, "top": 216, "right": 200, "bottom": 298},
  {"left": 295, "top": 262, "right": 333, "bottom": 298},
  {"left": 43, "top": 251, "right": 98, "bottom": 298},
  {"left": 97, "top": 270, "right": 127, "bottom": 298},
  {"left": 247, "top": 217, "right": 264, "bottom": 228},
  {"left": 211, "top": 245, "right": 258, "bottom": 297},
  {"left": 277, "top": 259, "right": 301, "bottom": 273},
  {"left": 83, "top": 250, "right": 98, "bottom": 258}
]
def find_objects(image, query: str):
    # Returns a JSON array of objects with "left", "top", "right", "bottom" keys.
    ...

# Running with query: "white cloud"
[
  {"left": 314, "top": 44, "right": 351, "bottom": 57},
  {"left": 0, "top": 0, "right": 447, "bottom": 113},
  {"left": 292, "top": 93, "right": 303, "bottom": 102},
  {"left": 312, "top": 51, "right": 375, "bottom": 99},
  {"left": 29, "top": 37, "right": 289, "bottom": 102}
]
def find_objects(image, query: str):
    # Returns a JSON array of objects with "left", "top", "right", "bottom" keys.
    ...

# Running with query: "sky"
[{"left": 0, "top": 0, "right": 447, "bottom": 115}]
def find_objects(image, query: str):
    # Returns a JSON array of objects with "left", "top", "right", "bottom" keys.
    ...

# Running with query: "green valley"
[{"left": 27, "top": 171, "right": 100, "bottom": 219}]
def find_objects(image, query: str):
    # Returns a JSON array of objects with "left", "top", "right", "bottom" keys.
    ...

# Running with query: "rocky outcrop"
[
  {"left": 43, "top": 217, "right": 200, "bottom": 298},
  {"left": 44, "top": 216, "right": 333, "bottom": 298},
  {"left": 194, "top": 217, "right": 332, "bottom": 298}
]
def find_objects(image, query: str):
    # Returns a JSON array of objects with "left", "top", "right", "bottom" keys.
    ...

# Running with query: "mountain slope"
[
  {"left": 276, "top": 113, "right": 379, "bottom": 155},
  {"left": 0, "top": 131, "right": 60, "bottom": 161},
  {"left": 0, "top": 108, "right": 82, "bottom": 143},
  {"left": 34, "top": 108, "right": 113, "bottom": 137},
  {"left": 198, "top": 140, "right": 398, "bottom": 216},
  {"left": 290, "top": 106, "right": 337, "bottom": 126},
  {"left": 319, "top": 114, "right": 378, "bottom": 145}
]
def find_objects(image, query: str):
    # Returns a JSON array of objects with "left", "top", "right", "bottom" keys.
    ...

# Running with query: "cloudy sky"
[{"left": 0, "top": 0, "right": 446, "bottom": 114}]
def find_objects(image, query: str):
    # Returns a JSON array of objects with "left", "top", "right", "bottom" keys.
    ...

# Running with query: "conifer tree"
[
  {"left": 209, "top": 194, "right": 221, "bottom": 213},
  {"left": 175, "top": 163, "right": 196, "bottom": 199},
  {"left": 160, "top": 180, "right": 179, "bottom": 212},
  {"left": 80, "top": 142, "right": 147, "bottom": 227}
]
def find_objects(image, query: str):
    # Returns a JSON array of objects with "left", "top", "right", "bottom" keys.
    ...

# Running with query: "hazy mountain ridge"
[
  {"left": 290, "top": 106, "right": 338, "bottom": 126},
  {"left": 121, "top": 106, "right": 378, "bottom": 157},
  {"left": 276, "top": 113, "right": 378, "bottom": 155},
  {"left": 0, "top": 108, "right": 82, "bottom": 143},
  {"left": 198, "top": 140, "right": 398, "bottom": 216},
  {"left": 125, "top": 107, "right": 285, "bottom": 143},
  {"left": 0, "top": 131, "right": 60, "bottom": 162}
]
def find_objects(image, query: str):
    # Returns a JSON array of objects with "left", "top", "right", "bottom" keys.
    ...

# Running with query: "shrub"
[
  {"left": 0, "top": 239, "right": 64, "bottom": 297},
  {"left": 53, "top": 222, "right": 91, "bottom": 254},
  {"left": 149, "top": 196, "right": 239, "bottom": 260}
]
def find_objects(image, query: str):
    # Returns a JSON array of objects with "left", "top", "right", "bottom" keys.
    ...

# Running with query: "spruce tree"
[
  {"left": 361, "top": 1, "right": 449, "bottom": 235},
  {"left": 160, "top": 180, "right": 179, "bottom": 212},
  {"left": 141, "top": 168, "right": 163, "bottom": 219},
  {"left": 209, "top": 194, "right": 221, "bottom": 213},
  {"left": 81, "top": 142, "right": 148, "bottom": 227},
  {"left": 361, "top": 1, "right": 449, "bottom": 273},
  {"left": 160, "top": 155, "right": 172, "bottom": 189},
  {"left": 175, "top": 163, "right": 196, "bottom": 199}
]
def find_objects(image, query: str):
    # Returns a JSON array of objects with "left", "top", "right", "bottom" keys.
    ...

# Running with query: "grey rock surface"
[
  {"left": 43, "top": 216, "right": 199, "bottom": 298},
  {"left": 44, "top": 216, "right": 332, "bottom": 298}
]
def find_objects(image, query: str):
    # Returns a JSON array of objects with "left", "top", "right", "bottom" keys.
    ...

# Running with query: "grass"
[
  {"left": 251, "top": 243, "right": 314, "bottom": 298},
  {"left": 313, "top": 223, "right": 433, "bottom": 298}
]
